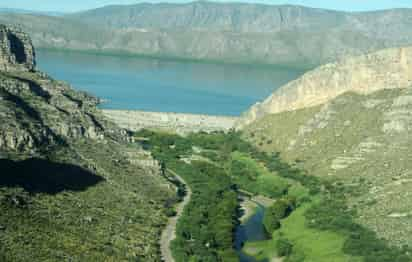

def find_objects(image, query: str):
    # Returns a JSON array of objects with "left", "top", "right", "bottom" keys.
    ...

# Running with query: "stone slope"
[
  {"left": 0, "top": 25, "right": 174, "bottom": 261},
  {"left": 2, "top": 3, "right": 412, "bottom": 67},
  {"left": 238, "top": 46, "right": 412, "bottom": 128}
]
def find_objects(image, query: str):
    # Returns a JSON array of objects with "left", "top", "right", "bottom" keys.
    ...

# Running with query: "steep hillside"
[
  {"left": 241, "top": 46, "right": 412, "bottom": 247},
  {"left": 238, "top": 46, "right": 412, "bottom": 127},
  {"left": 0, "top": 25, "right": 175, "bottom": 261},
  {"left": 1, "top": 2, "right": 412, "bottom": 67}
]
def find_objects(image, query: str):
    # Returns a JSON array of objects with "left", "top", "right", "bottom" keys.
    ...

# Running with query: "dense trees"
[
  {"left": 305, "top": 195, "right": 412, "bottom": 262},
  {"left": 136, "top": 130, "right": 239, "bottom": 261},
  {"left": 135, "top": 129, "right": 412, "bottom": 262},
  {"left": 169, "top": 161, "right": 239, "bottom": 261},
  {"left": 263, "top": 197, "right": 296, "bottom": 233}
]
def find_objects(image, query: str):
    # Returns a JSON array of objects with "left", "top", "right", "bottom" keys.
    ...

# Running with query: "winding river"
[{"left": 235, "top": 203, "right": 269, "bottom": 262}]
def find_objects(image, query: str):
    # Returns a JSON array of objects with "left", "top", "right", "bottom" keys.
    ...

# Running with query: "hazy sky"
[{"left": 1, "top": 0, "right": 412, "bottom": 13}]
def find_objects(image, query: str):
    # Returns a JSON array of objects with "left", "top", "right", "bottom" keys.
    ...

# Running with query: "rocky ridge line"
[{"left": 238, "top": 46, "right": 412, "bottom": 128}]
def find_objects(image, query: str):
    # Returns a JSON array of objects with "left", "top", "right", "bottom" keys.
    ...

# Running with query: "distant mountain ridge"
[
  {"left": 66, "top": 2, "right": 412, "bottom": 37},
  {"left": 66, "top": 2, "right": 346, "bottom": 32},
  {"left": 1, "top": 1, "right": 412, "bottom": 67},
  {"left": 0, "top": 7, "right": 64, "bottom": 16}
]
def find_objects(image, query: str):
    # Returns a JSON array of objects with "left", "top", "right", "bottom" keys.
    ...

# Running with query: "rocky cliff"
[
  {"left": 0, "top": 24, "right": 107, "bottom": 154},
  {"left": 0, "top": 24, "right": 35, "bottom": 72},
  {"left": 238, "top": 46, "right": 412, "bottom": 128},
  {"left": 2, "top": 3, "right": 412, "bottom": 67},
  {"left": 0, "top": 25, "right": 174, "bottom": 261}
]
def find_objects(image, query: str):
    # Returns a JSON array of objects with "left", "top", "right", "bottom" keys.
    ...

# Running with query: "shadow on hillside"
[
  {"left": 0, "top": 158, "right": 104, "bottom": 194},
  {"left": 9, "top": 33, "right": 27, "bottom": 64}
]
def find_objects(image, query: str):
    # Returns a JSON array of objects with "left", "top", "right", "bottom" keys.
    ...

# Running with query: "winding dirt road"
[{"left": 160, "top": 169, "right": 192, "bottom": 262}]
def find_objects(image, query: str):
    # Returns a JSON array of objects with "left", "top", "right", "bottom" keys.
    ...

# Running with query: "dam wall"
[{"left": 102, "top": 109, "right": 239, "bottom": 134}]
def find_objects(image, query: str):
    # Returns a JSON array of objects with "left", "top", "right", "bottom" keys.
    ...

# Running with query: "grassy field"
[
  {"left": 230, "top": 151, "right": 291, "bottom": 198},
  {"left": 244, "top": 201, "right": 360, "bottom": 262}
]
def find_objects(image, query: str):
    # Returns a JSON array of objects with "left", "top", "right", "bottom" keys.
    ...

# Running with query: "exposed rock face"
[
  {"left": 0, "top": 24, "right": 35, "bottom": 72},
  {"left": 0, "top": 24, "right": 175, "bottom": 261},
  {"left": 238, "top": 47, "right": 412, "bottom": 128},
  {"left": 0, "top": 24, "right": 123, "bottom": 155},
  {"left": 0, "top": 71, "right": 107, "bottom": 154}
]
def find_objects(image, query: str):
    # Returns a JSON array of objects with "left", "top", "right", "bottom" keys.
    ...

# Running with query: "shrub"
[
  {"left": 263, "top": 197, "right": 296, "bottom": 233},
  {"left": 276, "top": 238, "right": 293, "bottom": 257}
]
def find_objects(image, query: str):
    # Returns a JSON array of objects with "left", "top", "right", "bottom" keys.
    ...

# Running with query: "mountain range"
[
  {"left": 1, "top": 1, "right": 412, "bottom": 67},
  {"left": 0, "top": 7, "right": 64, "bottom": 16}
]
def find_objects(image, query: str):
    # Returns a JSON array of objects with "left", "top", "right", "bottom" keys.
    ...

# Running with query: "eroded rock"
[{"left": 0, "top": 24, "right": 35, "bottom": 72}]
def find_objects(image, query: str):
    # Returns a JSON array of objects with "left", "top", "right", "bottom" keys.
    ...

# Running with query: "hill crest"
[{"left": 238, "top": 46, "right": 412, "bottom": 128}]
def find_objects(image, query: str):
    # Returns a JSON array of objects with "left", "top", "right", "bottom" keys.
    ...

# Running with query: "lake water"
[{"left": 37, "top": 49, "right": 305, "bottom": 116}]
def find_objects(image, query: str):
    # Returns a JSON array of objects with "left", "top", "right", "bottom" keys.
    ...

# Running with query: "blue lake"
[{"left": 37, "top": 49, "right": 305, "bottom": 116}]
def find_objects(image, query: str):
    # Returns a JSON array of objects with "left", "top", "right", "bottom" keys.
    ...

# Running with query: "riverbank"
[
  {"left": 160, "top": 169, "right": 192, "bottom": 262},
  {"left": 102, "top": 109, "right": 239, "bottom": 134},
  {"left": 239, "top": 195, "right": 275, "bottom": 224},
  {"left": 239, "top": 198, "right": 259, "bottom": 224}
]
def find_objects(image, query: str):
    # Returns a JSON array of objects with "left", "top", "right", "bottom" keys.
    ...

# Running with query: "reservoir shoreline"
[{"left": 38, "top": 47, "right": 314, "bottom": 71}]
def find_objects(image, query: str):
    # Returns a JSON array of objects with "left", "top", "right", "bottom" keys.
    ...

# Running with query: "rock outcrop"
[
  {"left": 0, "top": 24, "right": 175, "bottom": 261},
  {"left": 238, "top": 46, "right": 412, "bottom": 128},
  {"left": 0, "top": 24, "right": 35, "bottom": 72},
  {"left": 0, "top": 24, "right": 123, "bottom": 155}
]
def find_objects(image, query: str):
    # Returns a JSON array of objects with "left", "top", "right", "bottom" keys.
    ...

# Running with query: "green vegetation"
[
  {"left": 263, "top": 197, "right": 295, "bottom": 233},
  {"left": 276, "top": 237, "right": 293, "bottom": 257},
  {"left": 170, "top": 161, "right": 238, "bottom": 262},
  {"left": 245, "top": 88, "right": 412, "bottom": 248},
  {"left": 136, "top": 130, "right": 240, "bottom": 261},
  {"left": 243, "top": 150, "right": 411, "bottom": 262},
  {"left": 230, "top": 151, "right": 290, "bottom": 198},
  {"left": 0, "top": 140, "right": 175, "bottom": 262},
  {"left": 306, "top": 194, "right": 412, "bottom": 262},
  {"left": 136, "top": 129, "right": 412, "bottom": 262},
  {"left": 0, "top": 70, "right": 175, "bottom": 261}
]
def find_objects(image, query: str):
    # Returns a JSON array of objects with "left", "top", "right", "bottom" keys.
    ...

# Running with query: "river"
[{"left": 235, "top": 204, "right": 269, "bottom": 262}]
